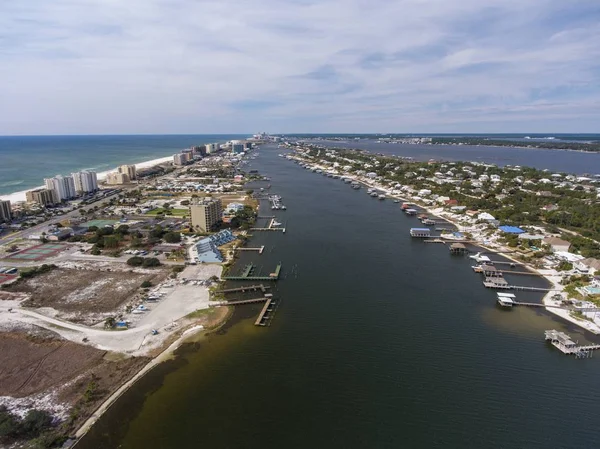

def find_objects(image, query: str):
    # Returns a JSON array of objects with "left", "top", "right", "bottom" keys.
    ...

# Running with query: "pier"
[
  {"left": 223, "top": 262, "right": 282, "bottom": 281},
  {"left": 221, "top": 297, "right": 269, "bottom": 306},
  {"left": 544, "top": 330, "right": 600, "bottom": 358},
  {"left": 214, "top": 284, "right": 270, "bottom": 294},
  {"left": 255, "top": 297, "right": 274, "bottom": 326},
  {"left": 250, "top": 227, "right": 286, "bottom": 232},
  {"left": 483, "top": 280, "right": 558, "bottom": 291},
  {"left": 234, "top": 246, "right": 265, "bottom": 254}
]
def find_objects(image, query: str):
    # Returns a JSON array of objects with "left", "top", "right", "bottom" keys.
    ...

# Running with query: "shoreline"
[
  {"left": 0, "top": 155, "right": 175, "bottom": 203},
  {"left": 73, "top": 305, "right": 232, "bottom": 443},
  {"left": 296, "top": 157, "right": 600, "bottom": 336}
]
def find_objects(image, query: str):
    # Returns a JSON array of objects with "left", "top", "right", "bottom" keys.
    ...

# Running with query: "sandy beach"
[{"left": 0, "top": 155, "right": 174, "bottom": 203}]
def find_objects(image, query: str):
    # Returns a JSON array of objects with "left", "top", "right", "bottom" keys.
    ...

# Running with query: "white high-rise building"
[
  {"left": 119, "top": 165, "right": 137, "bottom": 180},
  {"left": 44, "top": 175, "right": 76, "bottom": 201},
  {"left": 72, "top": 170, "right": 98, "bottom": 194}
]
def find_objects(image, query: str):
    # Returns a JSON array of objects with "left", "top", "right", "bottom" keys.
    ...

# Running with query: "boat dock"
[
  {"left": 214, "top": 284, "right": 270, "bottom": 294},
  {"left": 223, "top": 262, "right": 282, "bottom": 281},
  {"left": 250, "top": 227, "right": 286, "bottom": 233},
  {"left": 424, "top": 239, "right": 446, "bottom": 244},
  {"left": 255, "top": 296, "right": 274, "bottom": 326},
  {"left": 544, "top": 330, "right": 600, "bottom": 358},
  {"left": 222, "top": 297, "right": 269, "bottom": 306},
  {"left": 234, "top": 246, "right": 265, "bottom": 254},
  {"left": 483, "top": 280, "right": 558, "bottom": 291}
]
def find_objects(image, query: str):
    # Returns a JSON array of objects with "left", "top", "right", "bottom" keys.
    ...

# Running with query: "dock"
[
  {"left": 250, "top": 227, "right": 286, "bottom": 233},
  {"left": 254, "top": 297, "right": 274, "bottom": 326},
  {"left": 234, "top": 246, "right": 265, "bottom": 254},
  {"left": 483, "top": 280, "right": 558, "bottom": 291},
  {"left": 223, "top": 262, "right": 282, "bottom": 281},
  {"left": 223, "top": 297, "right": 269, "bottom": 306},
  {"left": 424, "top": 239, "right": 446, "bottom": 244},
  {"left": 544, "top": 330, "right": 600, "bottom": 358},
  {"left": 214, "top": 284, "right": 270, "bottom": 294}
]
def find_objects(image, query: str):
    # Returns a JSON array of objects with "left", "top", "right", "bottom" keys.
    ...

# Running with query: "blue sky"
[{"left": 1, "top": 0, "right": 599, "bottom": 134}]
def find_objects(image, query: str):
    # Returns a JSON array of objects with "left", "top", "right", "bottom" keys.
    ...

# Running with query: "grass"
[
  {"left": 145, "top": 208, "right": 189, "bottom": 217},
  {"left": 185, "top": 308, "right": 216, "bottom": 319}
]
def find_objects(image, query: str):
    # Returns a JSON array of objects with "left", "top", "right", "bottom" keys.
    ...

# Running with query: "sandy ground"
[{"left": 0, "top": 264, "right": 222, "bottom": 356}]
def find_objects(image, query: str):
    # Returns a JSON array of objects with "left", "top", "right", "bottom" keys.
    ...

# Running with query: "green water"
[{"left": 77, "top": 146, "right": 600, "bottom": 449}]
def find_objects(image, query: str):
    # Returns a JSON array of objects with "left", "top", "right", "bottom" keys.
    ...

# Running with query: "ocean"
[{"left": 0, "top": 135, "right": 246, "bottom": 197}]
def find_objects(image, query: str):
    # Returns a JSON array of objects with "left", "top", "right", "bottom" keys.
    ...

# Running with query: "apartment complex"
[
  {"left": 44, "top": 175, "right": 76, "bottom": 201},
  {"left": 72, "top": 170, "right": 98, "bottom": 194},
  {"left": 190, "top": 198, "right": 223, "bottom": 232},
  {"left": 0, "top": 200, "right": 12, "bottom": 223},
  {"left": 173, "top": 152, "right": 192, "bottom": 166},
  {"left": 118, "top": 165, "right": 137, "bottom": 180},
  {"left": 26, "top": 188, "right": 58, "bottom": 206}
]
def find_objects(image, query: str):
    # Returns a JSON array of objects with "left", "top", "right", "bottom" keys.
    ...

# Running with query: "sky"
[{"left": 1, "top": 0, "right": 600, "bottom": 135}]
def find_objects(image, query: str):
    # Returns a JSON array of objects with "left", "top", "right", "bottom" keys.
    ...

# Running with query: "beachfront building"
[
  {"left": 231, "top": 140, "right": 245, "bottom": 154},
  {"left": 0, "top": 200, "right": 12, "bottom": 223},
  {"left": 26, "top": 188, "right": 58, "bottom": 206},
  {"left": 71, "top": 170, "right": 98, "bottom": 194},
  {"left": 190, "top": 198, "right": 223, "bottom": 232},
  {"left": 205, "top": 143, "right": 219, "bottom": 154},
  {"left": 44, "top": 175, "right": 76, "bottom": 201},
  {"left": 106, "top": 172, "right": 131, "bottom": 185},
  {"left": 173, "top": 152, "right": 192, "bottom": 166},
  {"left": 118, "top": 165, "right": 137, "bottom": 180}
]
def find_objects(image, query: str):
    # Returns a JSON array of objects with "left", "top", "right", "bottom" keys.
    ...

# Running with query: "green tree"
[
  {"left": 163, "top": 232, "right": 181, "bottom": 243},
  {"left": 142, "top": 258, "right": 161, "bottom": 268},
  {"left": 127, "top": 256, "right": 144, "bottom": 266}
]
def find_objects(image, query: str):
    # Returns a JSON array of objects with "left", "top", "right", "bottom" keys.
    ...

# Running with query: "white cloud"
[{"left": 0, "top": 0, "right": 599, "bottom": 134}]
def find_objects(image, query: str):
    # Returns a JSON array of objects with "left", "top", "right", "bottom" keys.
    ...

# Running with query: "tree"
[
  {"left": 141, "top": 280, "right": 152, "bottom": 288},
  {"left": 127, "top": 256, "right": 144, "bottom": 266},
  {"left": 142, "top": 258, "right": 161, "bottom": 268},
  {"left": 163, "top": 232, "right": 181, "bottom": 243},
  {"left": 104, "top": 316, "right": 116, "bottom": 329},
  {"left": 90, "top": 246, "right": 101, "bottom": 255},
  {"left": 103, "top": 236, "right": 120, "bottom": 249}
]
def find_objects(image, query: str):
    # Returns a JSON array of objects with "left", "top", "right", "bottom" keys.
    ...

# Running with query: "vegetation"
[
  {"left": 163, "top": 232, "right": 182, "bottom": 243},
  {"left": 19, "top": 264, "right": 56, "bottom": 279},
  {"left": 0, "top": 406, "right": 55, "bottom": 446},
  {"left": 141, "top": 280, "right": 153, "bottom": 288},
  {"left": 230, "top": 205, "right": 256, "bottom": 230}
]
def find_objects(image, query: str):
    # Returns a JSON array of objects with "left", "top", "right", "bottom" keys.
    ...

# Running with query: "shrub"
[
  {"left": 142, "top": 258, "right": 161, "bottom": 268},
  {"left": 141, "top": 280, "right": 152, "bottom": 288},
  {"left": 127, "top": 256, "right": 144, "bottom": 266},
  {"left": 163, "top": 232, "right": 181, "bottom": 243}
]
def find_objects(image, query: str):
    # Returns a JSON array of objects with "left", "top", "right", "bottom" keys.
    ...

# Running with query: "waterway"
[{"left": 77, "top": 146, "right": 600, "bottom": 449}]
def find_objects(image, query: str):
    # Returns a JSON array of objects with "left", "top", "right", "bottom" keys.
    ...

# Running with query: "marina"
[
  {"left": 222, "top": 262, "right": 282, "bottom": 281},
  {"left": 545, "top": 330, "right": 600, "bottom": 358}
]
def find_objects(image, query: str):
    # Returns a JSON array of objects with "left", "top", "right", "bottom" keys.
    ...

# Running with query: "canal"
[{"left": 78, "top": 145, "right": 600, "bottom": 449}]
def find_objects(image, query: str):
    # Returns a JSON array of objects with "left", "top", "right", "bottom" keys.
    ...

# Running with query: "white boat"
[
  {"left": 393, "top": 199, "right": 400, "bottom": 203},
  {"left": 469, "top": 252, "right": 491, "bottom": 263},
  {"left": 378, "top": 195, "right": 386, "bottom": 200},
  {"left": 272, "top": 220, "right": 283, "bottom": 226}
]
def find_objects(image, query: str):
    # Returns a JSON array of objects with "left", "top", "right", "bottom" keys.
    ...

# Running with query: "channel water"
[{"left": 77, "top": 145, "right": 600, "bottom": 449}]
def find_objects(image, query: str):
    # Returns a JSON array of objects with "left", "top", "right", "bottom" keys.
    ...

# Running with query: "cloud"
[{"left": 0, "top": 0, "right": 599, "bottom": 134}]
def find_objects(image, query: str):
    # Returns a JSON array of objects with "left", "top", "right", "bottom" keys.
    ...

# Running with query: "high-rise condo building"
[
  {"left": 44, "top": 175, "right": 76, "bottom": 201},
  {"left": 106, "top": 172, "right": 131, "bottom": 185},
  {"left": 26, "top": 188, "right": 58, "bottom": 206},
  {"left": 0, "top": 200, "right": 12, "bottom": 223},
  {"left": 189, "top": 198, "right": 223, "bottom": 232},
  {"left": 118, "top": 165, "right": 137, "bottom": 180},
  {"left": 72, "top": 170, "right": 98, "bottom": 194}
]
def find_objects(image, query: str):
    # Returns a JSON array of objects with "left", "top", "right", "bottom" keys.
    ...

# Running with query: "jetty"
[
  {"left": 214, "top": 284, "right": 270, "bottom": 294},
  {"left": 544, "top": 330, "right": 600, "bottom": 358},
  {"left": 223, "top": 297, "right": 269, "bottom": 306},
  {"left": 223, "top": 262, "right": 282, "bottom": 281}
]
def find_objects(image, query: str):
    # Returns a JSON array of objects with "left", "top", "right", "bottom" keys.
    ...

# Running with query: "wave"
[{"left": 0, "top": 179, "right": 25, "bottom": 188}]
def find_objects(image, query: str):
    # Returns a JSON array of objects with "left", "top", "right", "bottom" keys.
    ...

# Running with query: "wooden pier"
[
  {"left": 254, "top": 297, "right": 274, "bottom": 326},
  {"left": 234, "top": 246, "right": 265, "bottom": 254},
  {"left": 214, "top": 284, "right": 270, "bottom": 294},
  {"left": 424, "top": 239, "right": 446, "bottom": 244},
  {"left": 223, "top": 262, "right": 282, "bottom": 281},
  {"left": 483, "top": 281, "right": 558, "bottom": 292},
  {"left": 223, "top": 297, "right": 269, "bottom": 306},
  {"left": 250, "top": 227, "right": 286, "bottom": 233}
]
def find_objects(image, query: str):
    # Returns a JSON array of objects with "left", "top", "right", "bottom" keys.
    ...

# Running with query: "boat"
[
  {"left": 405, "top": 208, "right": 418, "bottom": 215},
  {"left": 378, "top": 195, "right": 386, "bottom": 200},
  {"left": 272, "top": 220, "right": 283, "bottom": 226},
  {"left": 472, "top": 265, "right": 483, "bottom": 273},
  {"left": 422, "top": 219, "right": 436, "bottom": 225},
  {"left": 281, "top": 206, "right": 286, "bottom": 210},
  {"left": 352, "top": 184, "right": 361, "bottom": 190},
  {"left": 393, "top": 199, "right": 400, "bottom": 203},
  {"left": 370, "top": 192, "right": 378, "bottom": 197},
  {"left": 469, "top": 252, "right": 492, "bottom": 263}
]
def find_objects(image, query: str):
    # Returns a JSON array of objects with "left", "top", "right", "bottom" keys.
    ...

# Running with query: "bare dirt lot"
[
  {"left": 0, "top": 332, "right": 105, "bottom": 398},
  {"left": 5, "top": 268, "right": 166, "bottom": 314}
]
